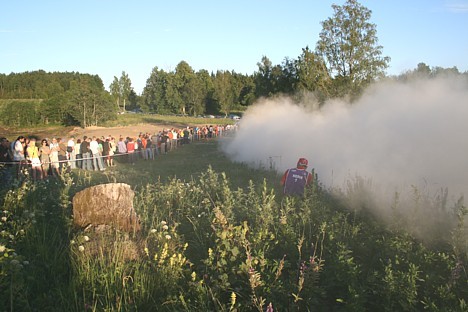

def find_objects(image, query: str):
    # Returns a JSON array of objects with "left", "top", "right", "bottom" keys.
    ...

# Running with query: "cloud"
[{"left": 445, "top": 2, "right": 468, "bottom": 13}]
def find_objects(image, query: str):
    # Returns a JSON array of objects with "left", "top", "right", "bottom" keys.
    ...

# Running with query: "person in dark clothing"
[{"left": 281, "top": 158, "right": 313, "bottom": 196}]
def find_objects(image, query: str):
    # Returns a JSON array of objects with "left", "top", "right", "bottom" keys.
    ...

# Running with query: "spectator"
[
  {"left": 126, "top": 138, "right": 136, "bottom": 164},
  {"left": 49, "top": 137, "right": 60, "bottom": 176},
  {"left": 39, "top": 139, "right": 51, "bottom": 177},
  {"left": 75, "top": 139, "right": 82, "bottom": 169},
  {"left": 90, "top": 136, "right": 105, "bottom": 171},
  {"left": 80, "top": 136, "right": 92, "bottom": 171},
  {"left": 57, "top": 138, "right": 68, "bottom": 173},
  {"left": 26, "top": 138, "right": 42, "bottom": 180},
  {"left": 67, "top": 136, "right": 76, "bottom": 169}
]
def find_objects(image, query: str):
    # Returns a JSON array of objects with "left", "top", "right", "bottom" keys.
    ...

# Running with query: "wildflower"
[
  {"left": 1, "top": 217, "right": 6, "bottom": 222},
  {"left": 162, "top": 225, "right": 169, "bottom": 230},
  {"left": 230, "top": 292, "right": 237, "bottom": 307},
  {"left": 150, "top": 229, "right": 157, "bottom": 233},
  {"left": 23, "top": 260, "right": 29, "bottom": 265},
  {"left": 161, "top": 221, "right": 167, "bottom": 225},
  {"left": 83, "top": 235, "right": 90, "bottom": 242},
  {"left": 10, "top": 259, "right": 20, "bottom": 266},
  {"left": 191, "top": 271, "right": 197, "bottom": 281},
  {"left": 266, "top": 302, "right": 274, "bottom": 312},
  {"left": 78, "top": 245, "right": 85, "bottom": 252},
  {"left": 165, "top": 234, "right": 171, "bottom": 240},
  {"left": 70, "top": 240, "right": 75, "bottom": 244},
  {"left": 0, "top": 245, "right": 5, "bottom": 252}
]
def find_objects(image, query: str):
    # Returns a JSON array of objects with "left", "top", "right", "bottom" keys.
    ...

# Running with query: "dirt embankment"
[{"left": 2, "top": 123, "right": 190, "bottom": 141}]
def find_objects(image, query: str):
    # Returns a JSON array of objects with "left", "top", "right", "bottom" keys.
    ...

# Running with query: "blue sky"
[{"left": 2, "top": 0, "right": 467, "bottom": 94}]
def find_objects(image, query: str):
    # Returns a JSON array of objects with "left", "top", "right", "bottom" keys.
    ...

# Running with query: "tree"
[
  {"left": 197, "top": 69, "right": 214, "bottom": 114},
  {"left": 109, "top": 76, "right": 121, "bottom": 110},
  {"left": 119, "top": 71, "right": 132, "bottom": 111},
  {"left": 295, "top": 46, "right": 331, "bottom": 103},
  {"left": 174, "top": 61, "right": 197, "bottom": 115},
  {"left": 142, "top": 67, "right": 169, "bottom": 113},
  {"left": 254, "top": 56, "right": 274, "bottom": 98},
  {"left": 213, "top": 70, "right": 234, "bottom": 117},
  {"left": 65, "top": 77, "right": 115, "bottom": 127},
  {"left": 316, "top": 0, "right": 390, "bottom": 97}
]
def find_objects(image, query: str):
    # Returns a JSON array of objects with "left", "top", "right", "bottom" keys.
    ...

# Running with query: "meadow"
[{"left": 0, "top": 134, "right": 466, "bottom": 311}]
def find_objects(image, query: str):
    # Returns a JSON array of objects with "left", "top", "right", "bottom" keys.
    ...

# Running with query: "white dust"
[{"left": 223, "top": 76, "right": 468, "bottom": 202}]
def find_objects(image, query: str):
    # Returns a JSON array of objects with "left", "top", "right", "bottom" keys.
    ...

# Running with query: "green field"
[
  {"left": 0, "top": 138, "right": 466, "bottom": 311},
  {"left": 102, "top": 113, "right": 237, "bottom": 128}
]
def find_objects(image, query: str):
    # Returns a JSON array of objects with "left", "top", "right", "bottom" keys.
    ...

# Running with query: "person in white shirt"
[
  {"left": 90, "top": 136, "right": 105, "bottom": 171},
  {"left": 67, "top": 136, "right": 76, "bottom": 169}
]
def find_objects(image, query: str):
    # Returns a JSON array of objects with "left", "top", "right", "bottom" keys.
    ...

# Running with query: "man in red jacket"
[{"left": 281, "top": 158, "right": 313, "bottom": 196}]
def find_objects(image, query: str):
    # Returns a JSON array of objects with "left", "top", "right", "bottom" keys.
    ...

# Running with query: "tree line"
[{"left": 1, "top": 0, "right": 466, "bottom": 128}]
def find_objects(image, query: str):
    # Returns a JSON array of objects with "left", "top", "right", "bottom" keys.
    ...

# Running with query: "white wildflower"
[
  {"left": 0, "top": 245, "right": 5, "bottom": 253},
  {"left": 162, "top": 225, "right": 169, "bottom": 230},
  {"left": 10, "top": 259, "right": 20, "bottom": 266},
  {"left": 161, "top": 221, "right": 167, "bottom": 225},
  {"left": 83, "top": 235, "right": 90, "bottom": 242},
  {"left": 165, "top": 235, "right": 172, "bottom": 240},
  {"left": 78, "top": 245, "right": 85, "bottom": 252},
  {"left": 23, "top": 261, "right": 29, "bottom": 265},
  {"left": 150, "top": 229, "right": 157, "bottom": 234},
  {"left": 1, "top": 217, "right": 6, "bottom": 222}
]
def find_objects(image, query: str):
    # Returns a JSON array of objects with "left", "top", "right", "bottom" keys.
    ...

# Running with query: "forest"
[{"left": 1, "top": 0, "right": 465, "bottom": 129}]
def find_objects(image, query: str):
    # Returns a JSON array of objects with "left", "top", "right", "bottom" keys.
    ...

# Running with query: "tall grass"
[{"left": 0, "top": 140, "right": 466, "bottom": 311}]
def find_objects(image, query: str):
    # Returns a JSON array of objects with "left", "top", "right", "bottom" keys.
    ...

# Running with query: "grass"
[
  {"left": 1, "top": 137, "right": 466, "bottom": 311},
  {"left": 80, "top": 139, "right": 280, "bottom": 192},
  {"left": 102, "top": 113, "right": 236, "bottom": 128}
]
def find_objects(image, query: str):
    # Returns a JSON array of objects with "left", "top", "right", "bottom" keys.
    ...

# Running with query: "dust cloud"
[{"left": 222, "top": 76, "right": 468, "bottom": 207}]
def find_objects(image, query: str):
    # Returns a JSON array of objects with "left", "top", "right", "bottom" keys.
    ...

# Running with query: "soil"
[{"left": 1, "top": 123, "right": 191, "bottom": 141}]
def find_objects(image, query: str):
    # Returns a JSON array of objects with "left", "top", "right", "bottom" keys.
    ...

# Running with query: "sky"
[{"left": 1, "top": 0, "right": 467, "bottom": 94}]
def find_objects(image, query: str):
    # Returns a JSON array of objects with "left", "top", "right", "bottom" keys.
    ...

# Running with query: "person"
[
  {"left": 102, "top": 138, "right": 111, "bottom": 167},
  {"left": 39, "top": 139, "right": 51, "bottom": 177},
  {"left": 90, "top": 136, "right": 105, "bottom": 171},
  {"left": 160, "top": 131, "right": 169, "bottom": 154},
  {"left": 151, "top": 132, "right": 159, "bottom": 156},
  {"left": 280, "top": 158, "right": 313, "bottom": 196},
  {"left": 26, "top": 138, "right": 42, "bottom": 180},
  {"left": 126, "top": 138, "right": 136, "bottom": 165},
  {"left": 75, "top": 139, "right": 82, "bottom": 169},
  {"left": 49, "top": 137, "right": 60, "bottom": 176},
  {"left": 57, "top": 138, "right": 68, "bottom": 173},
  {"left": 67, "top": 136, "right": 76, "bottom": 169},
  {"left": 183, "top": 127, "right": 190, "bottom": 144},
  {"left": 12, "top": 136, "right": 27, "bottom": 176},
  {"left": 108, "top": 137, "right": 116, "bottom": 166},
  {"left": 117, "top": 136, "right": 127, "bottom": 163},
  {"left": 80, "top": 136, "right": 92, "bottom": 171}
]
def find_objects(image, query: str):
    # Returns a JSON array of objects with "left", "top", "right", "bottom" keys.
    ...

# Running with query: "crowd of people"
[{"left": 0, "top": 124, "right": 236, "bottom": 182}]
